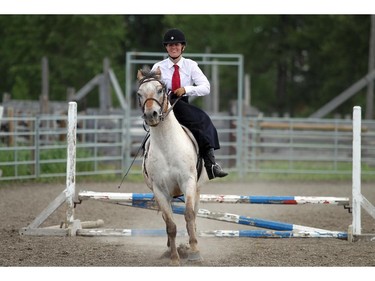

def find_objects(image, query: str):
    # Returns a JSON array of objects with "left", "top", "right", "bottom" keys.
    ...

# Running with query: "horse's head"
[{"left": 137, "top": 67, "right": 169, "bottom": 127}]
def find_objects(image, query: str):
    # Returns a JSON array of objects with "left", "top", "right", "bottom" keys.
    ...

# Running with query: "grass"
[{"left": 0, "top": 143, "right": 96, "bottom": 179}]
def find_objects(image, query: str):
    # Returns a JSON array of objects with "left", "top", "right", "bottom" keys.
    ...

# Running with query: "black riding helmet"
[{"left": 162, "top": 28, "right": 187, "bottom": 46}]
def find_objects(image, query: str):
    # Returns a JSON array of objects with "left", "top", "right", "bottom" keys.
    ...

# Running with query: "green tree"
[
  {"left": 164, "top": 15, "right": 371, "bottom": 117},
  {"left": 0, "top": 15, "right": 372, "bottom": 117},
  {"left": 0, "top": 15, "right": 125, "bottom": 106},
  {"left": 300, "top": 15, "right": 370, "bottom": 116},
  {"left": 123, "top": 15, "right": 164, "bottom": 51}
]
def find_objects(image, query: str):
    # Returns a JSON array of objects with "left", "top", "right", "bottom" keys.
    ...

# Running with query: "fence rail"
[{"left": 1, "top": 112, "right": 375, "bottom": 181}]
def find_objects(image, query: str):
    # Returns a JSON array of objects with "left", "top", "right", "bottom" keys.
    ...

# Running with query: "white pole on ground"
[
  {"left": 65, "top": 102, "right": 77, "bottom": 230},
  {"left": 352, "top": 106, "right": 362, "bottom": 236}
]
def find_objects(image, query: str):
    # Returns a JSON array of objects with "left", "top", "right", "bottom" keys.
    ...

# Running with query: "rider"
[{"left": 151, "top": 28, "right": 228, "bottom": 180}]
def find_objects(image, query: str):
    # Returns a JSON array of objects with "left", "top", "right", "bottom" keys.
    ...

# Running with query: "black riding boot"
[{"left": 203, "top": 148, "right": 228, "bottom": 180}]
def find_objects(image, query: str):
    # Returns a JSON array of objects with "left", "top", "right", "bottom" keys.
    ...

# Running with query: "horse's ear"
[
  {"left": 154, "top": 66, "right": 161, "bottom": 79},
  {"left": 137, "top": 69, "right": 144, "bottom": 81}
]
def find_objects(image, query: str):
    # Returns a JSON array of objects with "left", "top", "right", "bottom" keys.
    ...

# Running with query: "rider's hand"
[{"left": 174, "top": 87, "right": 186, "bottom": 97}]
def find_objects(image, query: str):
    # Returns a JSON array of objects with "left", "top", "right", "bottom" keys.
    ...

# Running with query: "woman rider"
[{"left": 151, "top": 28, "right": 228, "bottom": 180}]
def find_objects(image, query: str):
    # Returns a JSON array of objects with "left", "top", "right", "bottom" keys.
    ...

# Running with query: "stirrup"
[
  {"left": 213, "top": 163, "right": 228, "bottom": 177},
  {"left": 206, "top": 163, "right": 228, "bottom": 180}
]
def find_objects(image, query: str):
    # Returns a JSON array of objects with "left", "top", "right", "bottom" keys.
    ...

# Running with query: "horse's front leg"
[
  {"left": 184, "top": 185, "right": 202, "bottom": 262},
  {"left": 155, "top": 191, "right": 180, "bottom": 266},
  {"left": 162, "top": 211, "right": 179, "bottom": 266}
]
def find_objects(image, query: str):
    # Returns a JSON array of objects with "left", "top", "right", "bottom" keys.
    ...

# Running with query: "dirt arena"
[{"left": 1, "top": 179, "right": 375, "bottom": 273}]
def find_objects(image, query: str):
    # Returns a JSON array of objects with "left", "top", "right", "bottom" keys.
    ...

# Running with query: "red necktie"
[{"left": 172, "top": 64, "right": 180, "bottom": 91}]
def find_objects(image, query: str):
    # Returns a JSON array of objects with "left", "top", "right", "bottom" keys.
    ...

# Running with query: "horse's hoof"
[
  {"left": 188, "top": 251, "right": 203, "bottom": 262},
  {"left": 169, "top": 259, "right": 180, "bottom": 266},
  {"left": 177, "top": 243, "right": 189, "bottom": 259}
]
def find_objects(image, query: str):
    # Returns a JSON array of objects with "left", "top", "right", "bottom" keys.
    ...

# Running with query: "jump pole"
[
  {"left": 65, "top": 101, "right": 80, "bottom": 235},
  {"left": 78, "top": 191, "right": 349, "bottom": 206},
  {"left": 351, "top": 106, "right": 361, "bottom": 237},
  {"left": 77, "top": 228, "right": 347, "bottom": 239},
  {"left": 349, "top": 106, "right": 375, "bottom": 242}
]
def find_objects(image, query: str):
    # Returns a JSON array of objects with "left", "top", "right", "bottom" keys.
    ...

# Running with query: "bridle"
[{"left": 138, "top": 76, "right": 182, "bottom": 123}]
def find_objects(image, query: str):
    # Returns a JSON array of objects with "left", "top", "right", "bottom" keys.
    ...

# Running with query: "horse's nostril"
[{"left": 153, "top": 111, "right": 158, "bottom": 118}]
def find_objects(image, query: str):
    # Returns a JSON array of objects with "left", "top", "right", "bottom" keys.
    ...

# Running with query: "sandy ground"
[{"left": 1, "top": 179, "right": 375, "bottom": 278}]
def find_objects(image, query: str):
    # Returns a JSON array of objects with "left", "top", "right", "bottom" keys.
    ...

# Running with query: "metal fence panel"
[{"left": 1, "top": 112, "right": 375, "bottom": 181}]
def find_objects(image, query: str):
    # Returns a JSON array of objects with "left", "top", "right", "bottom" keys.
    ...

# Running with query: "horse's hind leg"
[{"left": 184, "top": 191, "right": 202, "bottom": 262}]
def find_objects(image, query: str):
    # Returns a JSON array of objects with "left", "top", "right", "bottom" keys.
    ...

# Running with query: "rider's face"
[{"left": 165, "top": 43, "right": 184, "bottom": 59}]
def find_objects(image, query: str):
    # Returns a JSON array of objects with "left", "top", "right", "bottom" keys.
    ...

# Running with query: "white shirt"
[{"left": 151, "top": 57, "right": 210, "bottom": 97}]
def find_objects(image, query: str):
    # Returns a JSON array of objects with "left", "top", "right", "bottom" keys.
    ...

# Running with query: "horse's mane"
[{"left": 138, "top": 69, "right": 163, "bottom": 86}]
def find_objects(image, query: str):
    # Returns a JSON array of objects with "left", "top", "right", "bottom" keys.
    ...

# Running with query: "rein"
[{"left": 162, "top": 94, "right": 182, "bottom": 120}]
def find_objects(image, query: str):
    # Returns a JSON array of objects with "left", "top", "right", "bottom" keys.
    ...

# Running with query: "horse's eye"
[{"left": 158, "top": 88, "right": 163, "bottom": 95}]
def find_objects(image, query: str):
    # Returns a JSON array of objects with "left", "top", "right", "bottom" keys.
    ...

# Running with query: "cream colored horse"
[{"left": 137, "top": 67, "right": 207, "bottom": 266}]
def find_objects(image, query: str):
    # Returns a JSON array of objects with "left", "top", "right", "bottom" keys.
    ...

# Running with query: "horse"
[{"left": 136, "top": 67, "right": 208, "bottom": 265}]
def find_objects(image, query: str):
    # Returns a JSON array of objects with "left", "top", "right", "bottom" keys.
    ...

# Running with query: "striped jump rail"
[
  {"left": 77, "top": 228, "right": 348, "bottom": 239},
  {"left": 78, "top": 191, "right": 350, "bottom": 206},
  {"left": 124, "top": 202, "right": 346, "bottom": 237}
]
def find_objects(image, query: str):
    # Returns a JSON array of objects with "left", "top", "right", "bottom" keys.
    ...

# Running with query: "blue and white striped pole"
[
  {"left": 77, "top": 228, "right": 347, "bottom": 239},
  {"left": 78, "top": 191, "right": 349, "bottom": 206}
]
